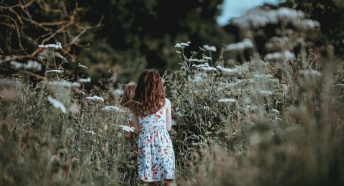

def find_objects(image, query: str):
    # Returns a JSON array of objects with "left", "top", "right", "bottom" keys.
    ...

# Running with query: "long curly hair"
[{"left": 130, "top": 69, "right": 165, "bottom": 116}]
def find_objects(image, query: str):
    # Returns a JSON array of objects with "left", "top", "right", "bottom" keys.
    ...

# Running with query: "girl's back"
[{"left": 136, "top": 99, "right": 175, "bottom": 182}]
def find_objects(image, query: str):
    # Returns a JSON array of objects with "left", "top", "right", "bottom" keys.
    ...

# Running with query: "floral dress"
[{"left": 136, "top": 98, "right": 175, "bottom": 182}]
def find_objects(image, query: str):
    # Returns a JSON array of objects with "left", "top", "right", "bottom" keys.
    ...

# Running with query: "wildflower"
[
  {"left": 190, "top": 72, "right": 207, "bottom": 85},
  {"left": 281, "top": 84, "right": 289, "bottom": 95},
  {"left": 46, "top": 69, "right": 64, "bottom": 74},
  {"left": 192, "top": 63, "right": 217, "bottom": 72},
  {"left": 245, "top": 105, "right": 258, "bottom": 112},
  {"left": 86, "top": 96, "right": 104, "bottom": 102},
  {"left": 10, "top": 60, "right": 42, "bottom": 71},
  {"left": 224, "top": 39, "right": 253, "bottom": 52},
  {"left": 203, "top": 45, "right": 217, "bottom": 52},
  {"left": 48, "top": 80, "right": 81, "bottom": 88},
  {"left": 271, "top": 109, "right": 280, "bottom": 114},
  {"left": 118, "top": 125, "right": 135, "bottom": 132},
  {"left": 113, "top": 88, "right": 124, "bottom": 96},
  {"left": 203, "top": 106, "right": 210, "bottom": 111},
  {"left": 202, "top": 56, "right": 212, "bottom": 61},
  {"left": 39, "top": 42, "right": 62, "bottom": 49},
  {"left": 216, "top": 64, "right": 249, "bottom": 76},
  {"left": 257, "top": 89, "right": 273, "bottom": 96},
  {"left": 101, "top": 105, "right": 125, "bottom": 112},
  {"left": 302, "top": 19, "right": 320, "bottom": 30},
  {"left": 264, "top": 50, "right": 295, "bottom": 61},
  {"left": 48, "top": 96, "right": 67, "bottom": 113},
  {"left": 299, "top": 69, "right": 321, "bottom": 77},
  {"left": 82, "top": 129, "right": 96, "bottom": 135},
  {"left": 253, "top": 73, "right": 273, "bottom": 81},
  {"left": 78, "top": 77, "right": 91, "bottom": 83},
  {"left": 69, "top": 103, "right": 80, "bottom": 114},
  {"left": 218, "top": 98, "right": 237, "bottom": 104},
  {"left": 78, "top": 63, "right": 88, "bottom": 69},
  {"left": 175, "top": 41, "right": 191, "bottom": 49},
  {"left": 188, "top": 58, "right": 207, "bottom": 63}
]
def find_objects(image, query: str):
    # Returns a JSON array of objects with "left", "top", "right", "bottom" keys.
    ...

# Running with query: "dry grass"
[{"left": 1, "top": 44, "right": 344, "bottom": 186}]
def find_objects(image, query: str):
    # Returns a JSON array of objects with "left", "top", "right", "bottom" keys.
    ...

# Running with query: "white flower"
[
  {"left": 192, "top": 63, "right": 217, "bottom": 72},
  {"left": 218, "top": 98, "right": 237, "bottom": 104},
  {"left": 113, "top": 88, "right": 124, "bottom": 96},
  {"left": 48, "top": 80, "right": 80, "bottom": 88},
  {"left": 78, "top": 77, "right": 91, "bottom": 83},
  {"left": 78, "top": 63, "right": 87, "bottom": 69},
  {"left": 271, "top": 109, "right": 280, "bottom": 114},
  {"left": 82, "top": 129, "right": 96, "bottom": 135},
  {"left": 257, "top": 89, "right": 273, "bottom": 96},
  {"left": 281, "top": 84, "right": 289, "bottom": 95},
  {"left": 175, "top": 41, "right": 191, "bottom": 49},
  {"left": 245, "top": 105, "right": 258, "bottom": 112},
  {"left": 39, "top": 42, "right": 62, "bottom": 49},
  {"left": 190, "top": 72, "right": 207, "bottom": 85},
  {"left": 203, "top": 45, "right": 217, "bottom": 52},
  {"left": 202, "top": 56, "right": 212, "bottom": 60},
  {"left": 118, "top": 125, "right": 135, "bottom": 132},
  {"left": 299, "top": 69, "right": 321, "bottom": 77},
  {"left": 46, "top": 69, "right": 64, "bottom": 74},
  {"left": 48, "top": 96, "right": 67, "bottom": 113},
  {"left": 302, "top": 19, "right": 320, "bottom": 30},
  {"left": 216, "top": 64, "right": 249, "bottom": 76},
  {"left": 86, "top": 96, "right": 104, "bottom": 102},
  {"left": 10, "top": 60, "right": 42, "bottom": 71},
  {"left": 224, "top": 39, "right": 254, "bottom": 52},
  {"left": 264, "top": 50, "right": 295, "bottom": 61},
  {"left": 203, "top": 106, "right": 211, "bottom": 111},
  {"left": 101, "top": 106, "right": 125, "bottom": 112},
  {"left": 253, "top": 73, "right": 273, "bottom": 79},
  {"left": 188, "top": 58, "right": 207, "bottom": 63}
]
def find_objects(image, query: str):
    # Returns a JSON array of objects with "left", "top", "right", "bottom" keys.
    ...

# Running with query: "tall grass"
[
  {"left": 1, "top": 21, "right": 344, "bottom": 186},
  {"left": 1, "top": 45, "right": 344, "bottom": 186},
  {"left": 168, "top": 44, "right": 344, "bottom": 186}
]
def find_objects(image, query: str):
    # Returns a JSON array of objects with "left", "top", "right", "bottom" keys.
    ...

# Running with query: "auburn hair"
[
  {"left": 130, "top": 69, "right": 165, "bottom": 116},
  {"left": 121, "top": 82, "right": 137, "bottom": 107}
]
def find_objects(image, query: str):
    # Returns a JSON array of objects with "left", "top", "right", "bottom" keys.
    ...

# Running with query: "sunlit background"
[{"left": 217, "top": 0, "right": 281, "bottom": 25}]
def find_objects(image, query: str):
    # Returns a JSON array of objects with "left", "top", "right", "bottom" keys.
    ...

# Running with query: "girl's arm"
[{"left": 166, "top": 99, "right": 172, "bottom": 131}]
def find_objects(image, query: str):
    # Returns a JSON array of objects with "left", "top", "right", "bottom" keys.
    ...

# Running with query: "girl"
[
  {"left": 129, "top": 69, "right": 175, "bottom": 186},
  {"left": 121, "top": 82, "right": 138, "bottom": 175},
  {"left": 121, "top": 82, "right": 137, "bottom": 140}
]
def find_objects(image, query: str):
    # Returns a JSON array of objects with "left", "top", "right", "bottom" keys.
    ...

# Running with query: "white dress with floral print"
[{"left": 137, "top": 98, "right": 175, "bottom": 182}]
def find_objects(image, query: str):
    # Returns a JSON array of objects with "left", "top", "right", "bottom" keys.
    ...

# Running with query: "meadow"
[
  {"left": 1, "top": 3, "right": 344, "bottom": 186},
  {"left": 1, "top": 39, "right": 344, "bottom": 186}
]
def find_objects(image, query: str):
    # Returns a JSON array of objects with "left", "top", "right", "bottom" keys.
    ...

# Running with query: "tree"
[
  {"left": 75, "top": 0, "right": 228, "bottom": 72},
  {"left": 281, "top": 0, "right": 344, "bottom": 57}
]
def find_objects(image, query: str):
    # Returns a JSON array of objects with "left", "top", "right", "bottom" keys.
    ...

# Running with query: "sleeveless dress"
[{"left": 137, "top": 98, "right": 175, "bottom": 182}]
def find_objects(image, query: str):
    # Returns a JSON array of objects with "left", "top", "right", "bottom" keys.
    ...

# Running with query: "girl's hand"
[
  {"left": 124, "top": 132, "right": 132, "bottom": 140},
  {"left": 126, "top": 132, "right": 138, "bottom": 141},
  {"left": 169, "top": 128, "right": 177, "bottom": 137}
]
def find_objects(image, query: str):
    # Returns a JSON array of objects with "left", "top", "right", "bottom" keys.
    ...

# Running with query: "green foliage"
[{"left": 0, "top": 0, "right": 228, "bottom": 83}]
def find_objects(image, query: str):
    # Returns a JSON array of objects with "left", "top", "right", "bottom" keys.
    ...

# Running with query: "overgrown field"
[{"left": 1, "top": 42, "right": 344, "bottom": 186}]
